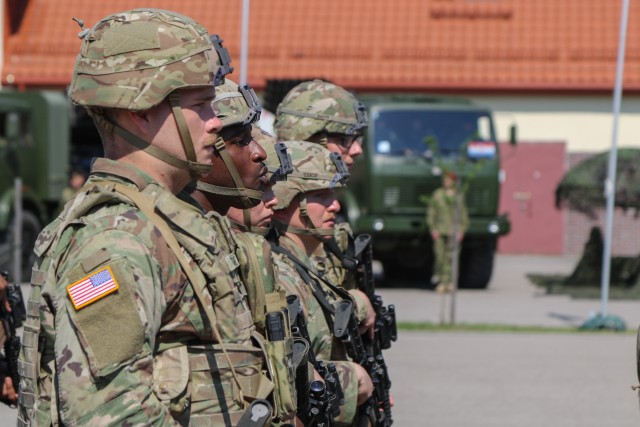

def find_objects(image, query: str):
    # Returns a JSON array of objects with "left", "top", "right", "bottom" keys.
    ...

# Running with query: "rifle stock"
[{"left": 352, "top": 235, "right": 396, "bottom": 426}]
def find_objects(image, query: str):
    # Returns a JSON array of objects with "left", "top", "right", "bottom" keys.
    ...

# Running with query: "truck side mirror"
[{"left": 509, "top": 124, "right": 517, "bottom": 145}]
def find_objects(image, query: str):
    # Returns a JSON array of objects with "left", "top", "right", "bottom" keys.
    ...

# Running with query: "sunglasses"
[{"left": 326, "top": 133, "right": 363, "bottom": 150}]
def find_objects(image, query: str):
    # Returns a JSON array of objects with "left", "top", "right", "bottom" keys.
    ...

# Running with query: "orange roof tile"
[{"left": 4, "top": 0, "right": 640, "bottom": 92}]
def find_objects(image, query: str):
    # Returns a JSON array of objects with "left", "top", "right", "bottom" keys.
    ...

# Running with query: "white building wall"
[{"left": 472, "top": 95, "right": 640, "bottom": 152}]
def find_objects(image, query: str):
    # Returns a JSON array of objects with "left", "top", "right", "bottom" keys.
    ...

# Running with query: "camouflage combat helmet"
[
  {"left": 274, "top": 80, "right": 368, "bottom": 143},
  {"left": 211, "top": 79, "right": 262, "bottom": 128},
  {"left": 196, "top": 79, "right": 266, "bottom": 208},
  {"left": 69, "top": 8, "right": 220, "bottom": 111},
  {"left": 253, "top": 126, "right": 292, "bottom": 185},
  {"left": 272, "top": 140, "right": 349, "bottom": 239},
  {"left": 68, "top": 8, "right": 224, "bottom": 178}
]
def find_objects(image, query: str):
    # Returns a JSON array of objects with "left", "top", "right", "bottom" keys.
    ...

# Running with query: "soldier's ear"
[{"left": 122, "top": 104, "right": 171, "bottom": 139}]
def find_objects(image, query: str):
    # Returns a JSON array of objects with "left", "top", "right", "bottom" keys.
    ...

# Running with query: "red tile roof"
[{"left": 4, "top": 0, "right": 640, "bottom": 92}]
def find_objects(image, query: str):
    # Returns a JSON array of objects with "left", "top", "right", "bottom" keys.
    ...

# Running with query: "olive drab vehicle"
[
  {"left": 0, "top": 90, "right": 102, "bottom": 278},
  {"left": 343, "top": 94, "right": 513, "bottom": 289},
  {"left": 262, "top": 81, "right": 513, "bottom": 289}
]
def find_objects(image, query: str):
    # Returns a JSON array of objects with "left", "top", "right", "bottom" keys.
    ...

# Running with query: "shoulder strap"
[
  {"left": 109, "top": 182, "right": 247, "bottom": 402},
  {"left": 269, "top": 242, "right": 355, "bottom": 325},
  {"left": 323, "top": 236, "right": 358, "bottom": 272},
  {"left": 234, "top": 232, "right": 272, "bottom": 329}
]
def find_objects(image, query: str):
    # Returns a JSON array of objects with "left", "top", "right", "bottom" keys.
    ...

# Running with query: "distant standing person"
[
  {"left": 427, "top": 171, "right": 469, "bottom": 293},
  {"left": 60, "top": 169, "right": 87, "bottom": 206}
]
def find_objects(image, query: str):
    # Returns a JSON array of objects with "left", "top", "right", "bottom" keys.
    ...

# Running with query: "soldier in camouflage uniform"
[
  {"left": 274, "top": 80, "right": 374, "bottom": 334},
  {"left": 187, "top": 79, "right": 299, "bottom": 423},
  {"left": 269, "top": 141, "right": 374, "bottom": 425},
  {"left": 188, "top": 78, "right": 277, "bottom": 324},
  {"left": 427, "top": 170, "right": 469, "bottom": 293},
  {"left": 17, "top": 9, "right": 285, "bottom": 426}
]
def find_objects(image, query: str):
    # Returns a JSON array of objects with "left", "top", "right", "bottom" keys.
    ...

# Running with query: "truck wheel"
[
  {"left": 458, "top": 237, "right": 496, "bottom": 289},
  {"left": 0, "top": 211, "right": 42, "bottom": 281}
]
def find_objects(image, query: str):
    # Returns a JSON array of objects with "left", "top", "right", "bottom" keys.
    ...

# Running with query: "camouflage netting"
[
  {"left": 565, "top": 226, "right": 640, "bottom": 288},
  {"left": 555, "top": 148, "right": 640, "bottom": 218}
]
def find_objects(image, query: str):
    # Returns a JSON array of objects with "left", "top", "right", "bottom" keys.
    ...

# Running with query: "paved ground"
[
  {"left": 378, "top": 254, "right": 640, "bottom": 426},
  {"left": 2, "top": 254, "right": 639, "bottom": 425},
  {"left": 385, "top": 330, "right": 638, "bottom": 426}
]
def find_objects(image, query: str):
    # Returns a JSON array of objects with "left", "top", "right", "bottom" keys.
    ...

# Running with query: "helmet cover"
[
  {"left": 212, "top": 79, "right": 262, "bottom": 128},
  {"left": 272, "top": 140, "right": 349, "bottom": 210},
  {"left": 69, "top": 8, "right": 220, "bottom": 111},
  {"left": 274, "top": 80, "right": 368, "bottom": 141}
]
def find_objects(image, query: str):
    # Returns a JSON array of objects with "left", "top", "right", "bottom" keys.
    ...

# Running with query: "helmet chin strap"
[
  {"left": 109, "top": 92, "right": 213, "bottom": 179},
  {"left": 228, "top": 215, "right": 272, "bottom": 236},
  {"left": 279, "top": 194, "right": 334, "bottom": 241},
  {"left": 195, "top": 136, "right": 263, "bottom": 208},
  {"left": 168, "top": 92, "right": 213, "bottom": 179}
]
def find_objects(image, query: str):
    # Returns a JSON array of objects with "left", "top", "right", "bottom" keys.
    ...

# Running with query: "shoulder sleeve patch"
[
  {"left": 67, "top": 266, "right": 119, "bottom": 310},
  {"left": 67, "top": 258, "right": 147, "bottom": 377}
]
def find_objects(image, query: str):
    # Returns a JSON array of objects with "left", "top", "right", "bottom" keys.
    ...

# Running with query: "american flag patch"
[{"left": 67, "top": 266, "right": 119, "bottom": 310}]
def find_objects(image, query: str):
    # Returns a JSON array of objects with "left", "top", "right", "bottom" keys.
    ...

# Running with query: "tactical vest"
[
  {"left": 17, "top": 178, "right": 293, "bottom": 426},
  {"left": 211, "top": 217, "right": 297, "bottom": 419},
  {"left": 232, "top": 230, "right": 276, "bottom": 330}
]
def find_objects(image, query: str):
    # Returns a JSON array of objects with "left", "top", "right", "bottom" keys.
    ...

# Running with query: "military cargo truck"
[
  {"left": 0, "top": 90, "right": 101, "bottom": 278},
  {"left": 340, "top": 94, "right": 512, "bottom": 289}
]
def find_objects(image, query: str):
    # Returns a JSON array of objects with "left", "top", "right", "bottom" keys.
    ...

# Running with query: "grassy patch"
[
  {"left": 527, "top": 273, "right": 640, "bottom": 300},
  {"left": 397, "top": 321, "right": 634, "bottom": 334}
]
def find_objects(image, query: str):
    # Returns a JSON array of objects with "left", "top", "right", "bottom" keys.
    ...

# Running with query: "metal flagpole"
[
  {"left": 240, "top": 0, "right": 250, "bottom": 85},
  {"left": 601, "top": 0, "right": 630, "bottom": 320}
]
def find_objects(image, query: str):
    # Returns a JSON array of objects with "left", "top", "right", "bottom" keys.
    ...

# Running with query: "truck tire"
[
  {"left": 0, "top": 211, "right": 42, "bottom": 281},
  {"left": 458, "top": 237, "right": 496, "bottom": 289}
]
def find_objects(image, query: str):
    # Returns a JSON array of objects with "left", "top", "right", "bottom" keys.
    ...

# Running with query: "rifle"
[
  {"left": 337, "top": 234, "right": 397, "bottom": 427},
  {"left": 287, "top": 295, "right": 343, "bottom": 426},
  {"left": 333, "top": 300, "right": 388, "bottom": 427},
  {"left": 0, "top": 270, "right": 26, "bottom": 406}
]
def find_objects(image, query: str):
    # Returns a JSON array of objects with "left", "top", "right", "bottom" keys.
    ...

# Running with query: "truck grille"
[
  {"left": 465, "top": 187, "right": 490, "bottom": 214},
  {"left": 381, "top": 183, "right": 493, "bottom": 215},
  {"left": 382, "top": 183, "right": 434, "bottom": 208}
]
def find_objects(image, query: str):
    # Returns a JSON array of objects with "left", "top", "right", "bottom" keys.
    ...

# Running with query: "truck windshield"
[{"left": 372, "top": 109, "right": 495, "bottom": 158}]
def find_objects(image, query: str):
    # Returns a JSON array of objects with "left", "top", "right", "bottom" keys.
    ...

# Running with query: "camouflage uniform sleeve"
[
  {"left": 348, "top": 289, "right": 369, "bottom": 325},
  {"left": 50, "top": 228, "right": 180, "bottom": 426},
  {"left": 330, "top": 360, "right": 359, "bottom": 424},
  {"left": 426, "top": 189, "right": 441, "bottom": 230}
]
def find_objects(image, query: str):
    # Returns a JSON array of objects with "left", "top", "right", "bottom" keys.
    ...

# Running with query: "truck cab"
[{"left": 341, "top": 94, "right": 510, "bottom": 288}]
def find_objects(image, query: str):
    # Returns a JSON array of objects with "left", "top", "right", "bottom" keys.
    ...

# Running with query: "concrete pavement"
[
  {"left": 385, "top": 330, "right": 639, "bottom": 426},
  {"left": 378, "top": 254, "right": 640, "bottom": 426}
]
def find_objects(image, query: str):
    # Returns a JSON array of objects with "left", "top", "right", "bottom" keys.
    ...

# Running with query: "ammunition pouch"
[{"left": 152, "top": 343, "right": 274, "bottom": 425}]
